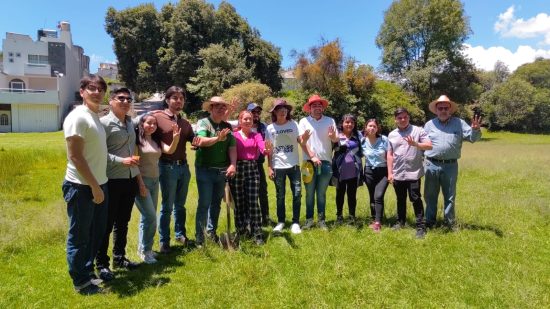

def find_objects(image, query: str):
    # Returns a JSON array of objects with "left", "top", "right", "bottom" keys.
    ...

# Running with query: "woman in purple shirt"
[
  {"left": 331, "top": 114, "right": 363, "bottom": 225},
  {"left": 230, "top": 110, "right": 272, "bottom": 245}
]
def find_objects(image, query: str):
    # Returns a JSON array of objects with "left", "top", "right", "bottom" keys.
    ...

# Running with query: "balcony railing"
[{"left": 0, "top": 88, "right": 59, "bottom": 105}]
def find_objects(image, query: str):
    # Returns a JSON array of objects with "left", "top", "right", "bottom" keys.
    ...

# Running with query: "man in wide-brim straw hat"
[
  {"left": 298, "top": 94, "right": 339, "bottom": 230},
  {"left": 194, "top": 95, "right": 236, "bottom": 246},
  {"left": 423, "top": 94, "right": 482, "bottom": 231}
]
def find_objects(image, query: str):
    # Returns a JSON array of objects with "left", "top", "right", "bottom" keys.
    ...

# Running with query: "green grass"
[{"left": 0, "top": 130, "right": 548, "bottom": 308}]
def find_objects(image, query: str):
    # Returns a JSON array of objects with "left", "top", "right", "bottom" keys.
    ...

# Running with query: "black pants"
[
  {"left": 393, "top": 179, "right": 425, "bottom": 229},
  {"left": 257, "top": 161, "right": 269, "bottom": 222},
  {"left": 96, "top": 177, "right": 138, "bottom": 269},
  {"left": 336, "top": 178, "right": 358, "bottom": 217},
  {"left": 364, "top": 166, "right": 389, "bottom": 222}
]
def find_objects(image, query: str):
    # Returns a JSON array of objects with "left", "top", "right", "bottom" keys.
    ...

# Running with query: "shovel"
[{"left": 220, "top": 180, "right": 237, "bottom": 250}]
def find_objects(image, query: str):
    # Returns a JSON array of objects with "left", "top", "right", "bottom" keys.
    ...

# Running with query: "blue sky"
[{"left": 1, "top": 0, "right": 549, "bottom": 73}]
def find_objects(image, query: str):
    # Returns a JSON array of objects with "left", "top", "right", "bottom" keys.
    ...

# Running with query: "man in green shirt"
[{"left": 194, "top": 96, "right": 236, "bottom": 245}]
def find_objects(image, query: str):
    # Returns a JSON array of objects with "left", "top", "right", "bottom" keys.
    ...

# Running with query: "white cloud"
[
  {"left": 463, "top": 43, "right": 550, "bottom": 71},
  {"left": 494, "top": 6, "right": 550, "bottom": 45}
]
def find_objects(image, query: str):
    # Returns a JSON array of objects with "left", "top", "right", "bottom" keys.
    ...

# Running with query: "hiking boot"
[
  {"left": 290, "top": 223, "right": 302, "bottom": 234},
  {"left": 318, "top": 220, "right": 328, "bottom": 231},
  {"left": 159, "top": 243, "right": 171, "bottom": 254},
  {"left": 302, "top": 218, "right": 314, "bottom": 230},
  {"left": 98, "top": 267, "right": 115, "bottom": 282},
  {"left": 415, "top": 228, "right": 426, "bottom": 239},
  {"left": 335, "top": 215, "right": 344, "bottom": 225},
  {"left": 138, "top": 250, "right": 157, "bottom": 264},
  {"left": 77, "top": 283, "right": 102, "bottom": 295},
  {"left": 113, "top": 257, "right": 139, "bottom": 270},
  {"left": 273, "top": 223, "right": 284, "bottom": 234}
]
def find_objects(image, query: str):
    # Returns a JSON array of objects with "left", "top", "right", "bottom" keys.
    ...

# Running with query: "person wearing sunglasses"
[
  {"left": 96, "top": 87, "right": 140, "bottom": 282},
  {"left": 423, "top": 95, "right": 482, "bottom": 231}
]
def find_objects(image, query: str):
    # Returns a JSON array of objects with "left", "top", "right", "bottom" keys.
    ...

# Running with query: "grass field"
[{"left": 0, "top": 130, "right": 548, "bottom": 308}]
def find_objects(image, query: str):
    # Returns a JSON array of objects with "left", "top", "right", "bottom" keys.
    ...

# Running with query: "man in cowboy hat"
[
  {"left": 298, "top": 94, "right": 339, "bottom": 230},
  {"left": 423, "top": 95, "right": 482, "bottom": 230},
  {"left": 193, "top": 96, "right": 236, "bottom": 246}
]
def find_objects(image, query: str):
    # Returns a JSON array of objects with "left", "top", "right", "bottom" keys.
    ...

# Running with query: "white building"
[
  {"left": 97, "top": 62, "right": 118, "bottom": 80},
  {"left": 0, "top": 21, "right": 89, "bottom": 132}
]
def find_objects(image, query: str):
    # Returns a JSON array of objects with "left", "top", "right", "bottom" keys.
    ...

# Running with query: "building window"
[
  {"left": 28, "top": 54, "right": 49, "bottom": 65},
  {"left": 9, "top": 79, "right": 25, "bottom": 92},
  {"left": 9, "top": 58, "right": 14, "bottom": 63},
  {"left": 0, "top": 114, "right": 8, "bottom": 126},
  {"left": 8, "top": 52, "right": 13, "bottom": 57},
  {"left": 16, "top": 52, "right": 21, "bottom": 57}
]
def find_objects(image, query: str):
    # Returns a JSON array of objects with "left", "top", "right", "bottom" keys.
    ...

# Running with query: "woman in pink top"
[{"left": 230, "top": 110, "right": 272, "bottom": 245}]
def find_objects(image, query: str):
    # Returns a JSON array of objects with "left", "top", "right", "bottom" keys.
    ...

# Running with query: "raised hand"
[
  {"left": 471, "top": 115, "right": 482, "bottom": 130},
  {"left": 172, "top": 123, "right": 181, "bottom": 141},
  {"left": 300, "top": 129, "right": 311, "bottom": 144},
  {"left": 328, "top": 125, "right": 337, "bottom": 140},
  {"left": 217, "top": 128, "right": 231, "bottom": 141},
  {"left": 404, "top": 135, "right": 418, "bottom": 147}
]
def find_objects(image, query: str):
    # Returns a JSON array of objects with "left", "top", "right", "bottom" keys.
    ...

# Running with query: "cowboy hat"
[
  {"left": 269, "top": 98, "right": 293, "bottom": 113},
  {"left": 202, "top": 96, "right": 230, "bottom": 111},
  {"left": 429, "top": 95, "right": 458, "bottom": 114},
  {"left": 303, "top": 94, "right": 329, "bottom": 113}
]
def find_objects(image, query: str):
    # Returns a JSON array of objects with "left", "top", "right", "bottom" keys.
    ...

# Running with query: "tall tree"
[{"left": 376, "top": 0, "right": 477, "bottom": 114}]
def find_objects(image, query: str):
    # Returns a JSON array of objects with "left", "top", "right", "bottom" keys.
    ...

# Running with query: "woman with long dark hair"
[
  {"left": 361, "top": 118, "right": 389, "bottom": 232},
  {"left": 332, "top": 114, "right": 363, "bottom": 225}
]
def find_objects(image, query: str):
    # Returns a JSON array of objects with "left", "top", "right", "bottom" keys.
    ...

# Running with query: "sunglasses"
[
  {"left": 85, "top": 85, "right": 105, "bottom": 93},
  {"left": 115, "top": 96, "right": 133, "bottom": 103}
]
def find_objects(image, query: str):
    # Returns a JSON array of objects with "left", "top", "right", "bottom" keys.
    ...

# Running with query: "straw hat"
[
  {"left": 303, "top": 94, "right": 329, "bottom": 113},
  {"left": 202, "top": 96, "right": 230, "bottom": 111},
  {"left": 301, "top": 161, "right": 314, "bottom": 184},
  {"left": 429, "top": 95, "right": 458, "bottom": 114}
]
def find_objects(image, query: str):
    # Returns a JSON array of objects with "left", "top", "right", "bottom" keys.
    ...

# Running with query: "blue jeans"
[
  {"left": 274, "top": 165, "right": 302, "bottom": 224},
  {"left": 134, "top": 176, "right": 159, "bottom": 253},
  {"left": 195, "top": 166, "right": 226, "bottom": 243},
  {"left": 304, "top": 160, "right": 333, "bottom": 220},
  {"left": 158, "top": 162, "right": 191, "bottom": 245},
  {"left": 424, "top": 160, "right": 458, "bottom": 226},
  {"left": 62, "top": 180, "right": 108, "bottom": 289}
]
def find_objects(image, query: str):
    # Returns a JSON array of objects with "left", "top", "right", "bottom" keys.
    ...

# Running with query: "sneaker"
[
  {"left": 175, "top": 236, "right": 189, "bottom": 247},
  {"left": 335, "top": 216, "right": 344, "bottom": 225},
  {"left": 290, "top": 223, "right": 302, "bottom": 234},
  {"left": 318, "top": 220, "right": 328, "bottom": 231},
  {"left": 138, "top": 251, "right": 157, "bottom": 264},
  {"left": 89, "top": 273, "right": 103, "bottom": 286},
  {"left": 159, "top": 243, "right": 171, "bottom": 254},
  {"left": 391, "top": 222, "right": 405, "bottom": 230},
  {"left": 98, "top": 267, "right": 115, "bottom": 282},
  {"left": 273, "top": 223, "right": 284, "bottom": 233},
  {"left": 113, "top": 257, "right": 139, "bottom": 270},
  {"left": 371, "top": 221, "right": 381, "bottom": 233},
  {"left": 415, "top": 228, "right": 426, "bottom": 239},
  {"left": 302, "top": 218, "right": 314, "bottom": 230},
  {"left": 77, "top": 283, "right": 102, "bottom": 295}
]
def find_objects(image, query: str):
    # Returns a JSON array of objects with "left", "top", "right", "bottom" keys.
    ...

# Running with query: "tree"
[
  {"left": 376, "top": 0, "right": 477, "bottom": 115},
  {"left": 221, "top": 82, "right": 272, "bottom": 119},
  {"left": 105, "top": 4, "right": 162, "bottom": 91},
  {"left": 187, "top": 42, "right": 254, "bottom": 101}
]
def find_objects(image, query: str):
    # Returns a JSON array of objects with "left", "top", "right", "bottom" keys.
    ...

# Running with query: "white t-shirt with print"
[{"left": 265, "top": 120, "right": 300, "bottom": 169}]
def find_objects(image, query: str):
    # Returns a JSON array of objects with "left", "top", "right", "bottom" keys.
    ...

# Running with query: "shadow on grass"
[
  {"left": 479, "top": 137, "right": 498, "bottom": 142},
  {"left": 104, "top": 244, "right": 196, "bottom": 297},
  {"left": 427, "top": 221, "right": 504, "bottom": 237},
  {"left": 268, "top": 228, "right": 299, "bottom": 249}
]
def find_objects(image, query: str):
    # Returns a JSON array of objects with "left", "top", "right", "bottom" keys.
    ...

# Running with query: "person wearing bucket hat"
[
  {"left": 423, "top": 95, "right": 482, "bottom": 230},
  {"left": 298, "top": 94, "right": 339, "bottom": 230},
  {"left": 194, "top": 96, "right": 237, "bottom": 246},
  {"left": 387, "top": 107, "right": 432, "bottom": 239},
  {"left": 265, "top": 98, "right": 310, "bottom": 235}
]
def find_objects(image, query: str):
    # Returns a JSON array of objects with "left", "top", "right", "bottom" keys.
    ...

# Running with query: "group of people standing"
[{"left": 62, "top": 74, "right": 481, "bottom": 295}]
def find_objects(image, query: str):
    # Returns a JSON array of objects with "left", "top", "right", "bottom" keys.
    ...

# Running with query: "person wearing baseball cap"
[
  {"left": 298, "top": 94, "right": 339, "bottom": 230},
  {"left": 245, "top": 102, "right": 273, "bottom": 227},
  {"left": 423, "top": 95, "right": 482, "bottom": 230}
]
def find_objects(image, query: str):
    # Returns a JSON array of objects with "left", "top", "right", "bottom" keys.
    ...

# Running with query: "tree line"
[{"left": 106, "top": 0, "right": 550, "bottom": 133}]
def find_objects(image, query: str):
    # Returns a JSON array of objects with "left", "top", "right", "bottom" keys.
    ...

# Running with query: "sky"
[{"left": 1, "top": 0, "right": 549, "bottom": 73}]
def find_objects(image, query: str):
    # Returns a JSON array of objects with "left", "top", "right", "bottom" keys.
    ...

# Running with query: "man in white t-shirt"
[
  {"left": 62, "top": 75, "right": 108, "bottom": 295},
  {"left": 298, "top": 94, "right": 339, "bottom": 230},
  {"left": 265, "top": 99, "right": 309, "bottom": 235}
]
